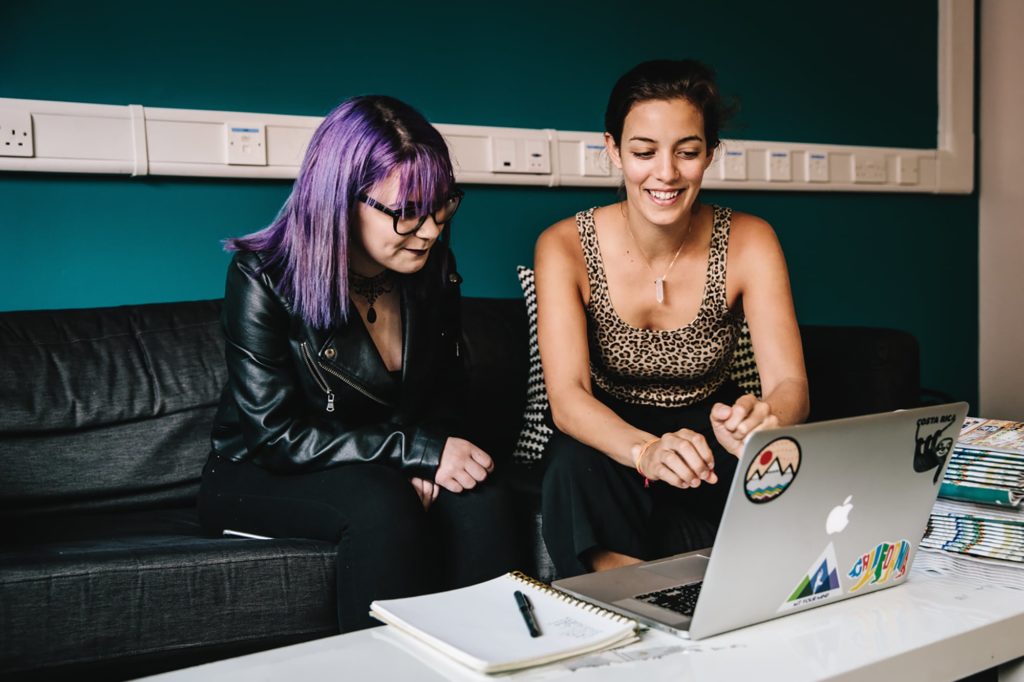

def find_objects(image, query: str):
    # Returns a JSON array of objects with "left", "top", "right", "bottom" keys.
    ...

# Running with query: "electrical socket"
[
  {"left": 491, "top": 137, "right": 551, "bottom": 174},
  {"left": 807, "top": 152, "right": 829, "bottom": 182},
  {"left": 852, "top": 153, "right": 887, "bottom": 183},
  {"left": 523, "top": 139, "right": 551, "bottom": 174},
  {"left": 0, "top": 109, "right": 34, "bottom": 157},
  {"left": 491, "top": 137, "right": 518, "bottom": 172},
  {"left": 225, "top": 123, "right": 266, "bottom": 166},
  {"left": 582, "top": 143, "right": 610, "bottom": 176},
  {"left": 705, "top": 152, "right": 725, "bottom": 180},
  {"left": 723, "top": 149, "right": 747, "bottom": 180},
  {"left": 767, "top": 150, "right": 792, "bottom": 182},
  {"left": 897, "top": 155, "right": 920, "bottom": 185}
]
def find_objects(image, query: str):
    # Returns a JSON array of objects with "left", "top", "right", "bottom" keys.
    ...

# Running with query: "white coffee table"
[{"left": 140, "top": 571, "right": 1024, "bottom": 681}]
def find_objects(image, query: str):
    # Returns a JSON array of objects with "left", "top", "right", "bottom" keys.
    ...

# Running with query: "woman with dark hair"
[
  {"left": 199, "top": 95, "right": 520, "bottom": 631},
  {"left": 536, "top": 60, "right": 809, "bottom": 578}
]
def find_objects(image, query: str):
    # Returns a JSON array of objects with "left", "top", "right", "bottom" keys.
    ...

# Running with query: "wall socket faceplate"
[
  {"left": 723, "top": 149, "right": 747, "bottom": 180},
  {"left": 807, "top": 152, "right": 829, "bottom": 182},
  {"left": 767, "top": 150, "right": 792, "bottom": 181},
  {"left": 490, "top": 136, "right": 551, "bottom": 174},
  {"left": 897, "top": 155, "right": 921, "bottom": 185},
  {"left": 582, "top": 143, "right": 610, "bottom": 176},
  {"left": 0, "top": 109, "right": 34, "bottom": 157},
  {"left": 225, "top": 123, "right": 266, "bottom": 165},
  {"left": 852, "top": 153, "right": 887, "bottom": 183}
]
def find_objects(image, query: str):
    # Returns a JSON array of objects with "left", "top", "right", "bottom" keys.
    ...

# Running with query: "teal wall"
[{"left": 1, "top": 1, "right": 977, "bottom": 406}]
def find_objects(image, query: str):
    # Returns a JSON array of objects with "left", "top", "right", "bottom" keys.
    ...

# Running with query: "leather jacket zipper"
[
  {"left": 300, "top": 341, "right": 392, "bottom": 408},
  {"left": 300, "top": 342, "right": 335, "bottom": 413}
]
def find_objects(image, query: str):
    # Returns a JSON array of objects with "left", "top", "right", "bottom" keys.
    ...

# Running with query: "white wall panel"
[
  {"left": 979, "top": 0, "right": 1024, "bottom": 419},
  {"left": 0, "top": 1, "right": 973, "bottom": 194}
]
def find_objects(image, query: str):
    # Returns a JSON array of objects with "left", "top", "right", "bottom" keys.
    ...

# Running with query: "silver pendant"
[{"left": 655, "top": 278, "right": 665, "bottom": 304}]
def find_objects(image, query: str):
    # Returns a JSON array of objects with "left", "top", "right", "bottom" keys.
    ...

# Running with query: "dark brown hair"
[{"left": 604, "top": 59, "right": 735, "bottom": 152}]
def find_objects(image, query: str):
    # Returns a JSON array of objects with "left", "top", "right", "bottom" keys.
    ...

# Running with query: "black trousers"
[
  {"left": 541, "top": 382, "right": 742, "bottom": 579},
  {"left": 198, "top": 455, "right": 522, "bottom": 631}
]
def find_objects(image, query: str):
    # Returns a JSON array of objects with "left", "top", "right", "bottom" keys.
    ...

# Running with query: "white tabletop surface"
[{"left": 141, "top": 572, "right": 1024, "bottom": 682}]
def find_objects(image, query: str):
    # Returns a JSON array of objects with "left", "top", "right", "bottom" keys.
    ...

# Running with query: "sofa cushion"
[
  {"left": 0, "top": 300, "right": 226, "bottom": 519},
  {"left": 1, "top": 406, "right": 216, "bottom": 521},
  {"left": 801, "top": 325, "right": 922, "bottom": 422},
  {"left": 0, "top": 508, "right": 336, "bottom": 674},
  {"left": 458, "top": 297, "right": 530, "bottom": 468},
  {"left": 0, "top": 300, "right": 225, "bottom": 432}
]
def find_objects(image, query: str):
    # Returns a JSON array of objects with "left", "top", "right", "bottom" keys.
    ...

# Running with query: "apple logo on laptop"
[{"left": 826, "top": 495, "right": 853, "bottom": 534}]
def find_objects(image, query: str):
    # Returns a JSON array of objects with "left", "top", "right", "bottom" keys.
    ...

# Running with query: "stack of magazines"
[{"left": 917, "top": 417, "right": 1024, "bottom": 589}]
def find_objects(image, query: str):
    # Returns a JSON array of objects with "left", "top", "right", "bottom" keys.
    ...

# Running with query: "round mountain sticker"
[{"left": 744, "top": 437, "right": 801, "bottom": 503}]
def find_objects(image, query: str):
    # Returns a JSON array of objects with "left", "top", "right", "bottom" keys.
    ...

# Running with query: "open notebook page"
[{"left": 370, "top": 572, "right": 638, "bottom": 673}]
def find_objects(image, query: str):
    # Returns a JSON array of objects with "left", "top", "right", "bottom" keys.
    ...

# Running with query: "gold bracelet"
[{"left": 634, "top": 437, "right": 659, "bottom": 480}]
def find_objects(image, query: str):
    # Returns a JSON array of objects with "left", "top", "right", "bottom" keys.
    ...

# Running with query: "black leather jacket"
[{"left": 210, "top": 248, "right": 463, "bottom": 478}]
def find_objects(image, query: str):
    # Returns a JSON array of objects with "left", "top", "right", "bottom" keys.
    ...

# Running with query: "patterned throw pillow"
[
  {"left": 729, "top": 319, "right": 763, "bottom": 397},
  {"left": 511, "top": 266, "right": 553, "bottom": 463},
  {"left": 510, "top": 266, "right": 762, "bottom": 463}
]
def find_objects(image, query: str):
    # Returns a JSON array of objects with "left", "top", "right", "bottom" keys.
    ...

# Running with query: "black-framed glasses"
[{"left": 357, "top": 188, "right": 464, "bottom": 236}]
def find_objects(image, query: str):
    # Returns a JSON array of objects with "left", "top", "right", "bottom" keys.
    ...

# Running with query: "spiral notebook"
[{"left": 368, "top": 571, "right": 639, "bottom": 673}]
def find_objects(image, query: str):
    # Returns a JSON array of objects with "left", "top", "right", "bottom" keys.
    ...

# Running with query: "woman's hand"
[
  {"left": 409, "top": 477, "right": 440, "bottom": 510},
  {"left": 435, "top": 437, "right": 494, "bottom": 493},
  {"left": 710, "top": 394, "right": 780, "bottom": 456},
  {"left": 631, "top": 430, "right": 719, "bottom": 489}
]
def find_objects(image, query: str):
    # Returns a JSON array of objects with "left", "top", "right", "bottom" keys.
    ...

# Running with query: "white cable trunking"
[{"left": 0, "top": 1, "right": 973, "bottom": 194}]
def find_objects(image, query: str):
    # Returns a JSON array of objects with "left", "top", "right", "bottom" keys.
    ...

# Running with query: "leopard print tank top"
[{"left": 579, "top": 204, "right": 741, "bottom": 408}]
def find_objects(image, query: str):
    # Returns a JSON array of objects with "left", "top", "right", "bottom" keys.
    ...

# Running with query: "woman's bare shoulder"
[
  {"left": 537, "top": 214, "right": 581, "bottom": 250},
  {"left": 724, "top": 208, "right": 788, "bottom": 292},
  {"left": 536, "top": 214, "right": 588, "bottom": 270},
  {"left": 726, "top": 208, "right": 782, "bottom": 254}
]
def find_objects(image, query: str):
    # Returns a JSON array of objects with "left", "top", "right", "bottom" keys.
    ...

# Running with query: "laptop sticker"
[
  {"left": 744, "top": 437, "right": 801, "bottom": 503},
  {"left": 847, "top": 539, "right": 911, "bottom": 592},
  {"left": 914, "top": 414, "right": 958, "bottom": 484},
  {"left": 778, "top": 542, "right": 843, "bottom": 612}
]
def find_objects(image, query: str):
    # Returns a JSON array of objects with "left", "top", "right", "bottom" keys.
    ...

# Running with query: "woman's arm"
[
  {"left": 416, "top": 249, "right": 495, "bottom": 492},
  {"left": 535, "top": 220, "right": 716, "bottom": 487},
  {"left": 711, "top": 214, "right": 809, "bottom": 453}
]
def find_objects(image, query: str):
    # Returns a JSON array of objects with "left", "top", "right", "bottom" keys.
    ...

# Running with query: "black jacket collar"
[{"left": 305, "top": 259, "right": 437, "bottom": 402}]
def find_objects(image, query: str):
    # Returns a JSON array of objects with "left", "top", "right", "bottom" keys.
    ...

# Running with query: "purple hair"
[{"left": 225, "top": 95, "right": 456, "bottom": 328}]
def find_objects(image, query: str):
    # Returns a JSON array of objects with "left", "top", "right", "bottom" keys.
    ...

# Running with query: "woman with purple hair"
[{"left": 198, "top": 95, "right": 520, "bottom": 631}]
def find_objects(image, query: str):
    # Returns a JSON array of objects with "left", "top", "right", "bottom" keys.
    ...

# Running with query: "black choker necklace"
[{"left": 350, "top": 270, "right": 394, "bottom": 324}]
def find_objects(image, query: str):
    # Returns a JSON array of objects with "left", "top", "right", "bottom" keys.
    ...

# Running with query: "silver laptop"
[{"left": 553, "top": 402, "right": 968, "bottom": 640}]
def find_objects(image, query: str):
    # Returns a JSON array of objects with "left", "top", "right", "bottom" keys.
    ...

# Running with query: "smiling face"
[
  {"left": 606, "top": 97, "right": 714, "bottom": 229},
  {"left": 350, "top": 169, "right": 444, "bottom": 275}
]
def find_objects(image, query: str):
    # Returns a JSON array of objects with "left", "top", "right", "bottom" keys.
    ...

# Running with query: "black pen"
[{"left": 514, "top": 590, "right": 542, "bottom": 637}]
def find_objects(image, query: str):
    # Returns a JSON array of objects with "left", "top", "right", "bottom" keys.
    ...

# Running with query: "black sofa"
[{"left": 0, "top": 296, "right": 928, "bottom": 679}]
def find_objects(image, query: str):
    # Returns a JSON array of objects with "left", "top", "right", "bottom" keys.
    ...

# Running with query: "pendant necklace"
[
  {"left": 624, "top": 219, "right": 690, "bottom": 304},
  {"left": 350, "top": 269, "right": 394, "bottom": 324}
]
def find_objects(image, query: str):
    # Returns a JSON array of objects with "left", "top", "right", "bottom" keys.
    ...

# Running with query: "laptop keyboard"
[{"left": 634, "top": 581, "right": 704, "bottom": 616}]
